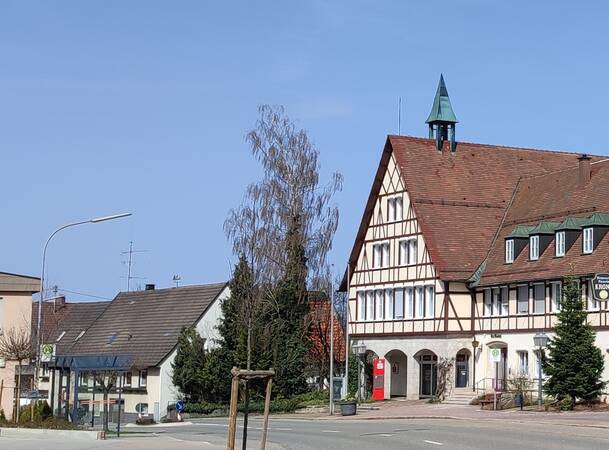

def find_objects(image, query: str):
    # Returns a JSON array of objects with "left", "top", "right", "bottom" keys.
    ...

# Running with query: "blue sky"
[{"left": 2, "top": 1, "right": 608, "bottom": 300}]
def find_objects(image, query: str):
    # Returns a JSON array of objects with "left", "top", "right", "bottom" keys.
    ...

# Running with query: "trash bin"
[{"left": 514, "top": 392, "right": 524, "bottom": 409}]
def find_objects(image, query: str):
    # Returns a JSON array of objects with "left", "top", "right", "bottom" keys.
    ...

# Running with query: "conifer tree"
[
  {"left": 172, "top": 326, "right": 207, "bottom": 402},
  {"left": 543, "top": 276, "right": 606, "bottom": 408}
]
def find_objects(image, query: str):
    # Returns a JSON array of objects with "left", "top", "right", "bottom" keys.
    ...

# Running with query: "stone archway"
[
  {"left": 384, "top": 350, "right": 407, "bottom": 397},
  {"left": 414, "top": 349, "right": 438, "bottom": 398}
]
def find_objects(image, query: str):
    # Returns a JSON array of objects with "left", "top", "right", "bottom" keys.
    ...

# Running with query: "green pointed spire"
[{"left": 426, "top": 74, "right": 458, "bottom": 124}]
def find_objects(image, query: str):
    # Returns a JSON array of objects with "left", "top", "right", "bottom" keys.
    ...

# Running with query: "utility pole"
[{"left": 329, "top": 273, "right": 335, "bottom": 415}]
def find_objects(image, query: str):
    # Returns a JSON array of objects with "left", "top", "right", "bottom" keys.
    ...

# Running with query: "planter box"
[{"left": 339, "top": 401, "right": 357, "bottom": 416}]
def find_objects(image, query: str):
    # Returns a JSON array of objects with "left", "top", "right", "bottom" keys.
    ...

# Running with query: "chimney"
[
  {"left": 54, "top": 295, "right": 66, "bottom": 312},
  {"left": 145, "top": 284, "right": 155, "bottom": 291},
  {"left": 578, "top": 154, "right": 591, "bottom": 185}
]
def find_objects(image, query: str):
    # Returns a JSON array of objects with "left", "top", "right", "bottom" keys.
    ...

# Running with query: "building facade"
[
  {"left": 0, "top": 271, "right": 40, "bottom": 420},
  {"left": 342, "top": 77, "right": 609, "bottom": 401}
]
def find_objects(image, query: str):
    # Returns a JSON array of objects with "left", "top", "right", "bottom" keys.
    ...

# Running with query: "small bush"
[{"left": 19, "top": 400, "right": 53, "bottom": 423}]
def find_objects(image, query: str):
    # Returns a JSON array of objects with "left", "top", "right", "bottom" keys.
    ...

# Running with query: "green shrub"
[
  {"left": 19, "top": 400, "right": 53, "bottom": 423},
  {"left": 0, "top": 409, "right": 6, "bottom": 424}
]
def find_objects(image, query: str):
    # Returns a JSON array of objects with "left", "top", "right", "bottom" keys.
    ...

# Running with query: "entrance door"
[
  {"left": 455, "top": 353, "right": 469, "bottom": 388},
  {"left": 420, "top": 362, "right": 437, "bottom": 397},
  {"left": 491, "top": 347, "right": 508, "bottom": 391}
]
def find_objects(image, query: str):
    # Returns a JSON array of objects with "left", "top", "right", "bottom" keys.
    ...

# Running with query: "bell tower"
[{"left": 426, "top": 74, "right": 458, "bottom": 152}]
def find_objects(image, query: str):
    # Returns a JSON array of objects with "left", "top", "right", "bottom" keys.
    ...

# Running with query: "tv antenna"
[
  {"left": 172, "top": 275, "right": 182, "bottom": 287},
  {"left": 121, "top": 241, "right": 149, "bottom": 291},
  {"left": 398, "top": 96, "right": 402, "bottom": 135}
]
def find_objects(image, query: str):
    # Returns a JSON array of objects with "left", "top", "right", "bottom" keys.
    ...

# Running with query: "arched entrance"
[
  {"left": 384, "top": 350, "right": 407, "bottom": 397},
  {"left": 455, "top": 349, "right": 471, "bottom": 388},
  {"left": 415, "top": 350, "right": 437, "bottom": 398}
]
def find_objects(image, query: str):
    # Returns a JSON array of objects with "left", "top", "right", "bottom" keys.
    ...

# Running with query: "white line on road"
[
  {"left": 166, "top": 436, "right": 185, "bottom": 442},
  {"left": 423, "top": 440, "right": 444, "bottom": 446},
  {"left": 322, "top": 430, "right": 341, "bottom": 433}
]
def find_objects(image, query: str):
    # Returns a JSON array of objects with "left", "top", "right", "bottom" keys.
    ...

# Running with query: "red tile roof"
[
  {"left": 342, "top": 136, "right": 604, "bottom": 287},
  {"left": 479, "top": 158, "right": 609, "bottom": 286}
]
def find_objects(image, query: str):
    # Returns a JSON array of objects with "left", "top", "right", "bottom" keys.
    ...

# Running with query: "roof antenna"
[
  {"left": 172, "top": 275, "right": 181, "bottom": 287},
  {"left": 398, "top": 96, "right": 402, "bottom": 135},
  {"left": 121, "top": 240, "right": 149, "bottom": 291}
]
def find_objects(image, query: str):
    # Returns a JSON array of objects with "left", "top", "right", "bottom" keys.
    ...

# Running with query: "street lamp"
[
  {"left": 35, "top": 213, "right": 132, "bottom": 381},
  {"left": 533, "top": 332, "right": 549, "bottom": 408},
  {"left": 352, "top": 342, "right": 367, "bottom": 401},
  {"left": 472, "top": 338, "right": 480, "bottom": 392}
]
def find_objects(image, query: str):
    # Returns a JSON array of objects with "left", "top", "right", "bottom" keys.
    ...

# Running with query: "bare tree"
[
  {"left": 0, "top": 326, "right": 33, "bottom": 423},
  {"left": 225, "top": 105, "right": 343, "bottom": 291},
  {"left": 94, "top": 371, "right": 117, "bottom": 432}
]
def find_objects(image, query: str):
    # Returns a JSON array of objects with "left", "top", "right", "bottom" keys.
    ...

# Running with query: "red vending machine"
[{"left": 372, "top": 357, "right": 385, "bottom": 401}]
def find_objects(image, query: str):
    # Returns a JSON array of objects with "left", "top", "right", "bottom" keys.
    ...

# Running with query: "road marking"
[
  {"left": 274, "top": 427, "right": 293, "bottom": 431},
  {"left": 322, "top": 430, "right": 340, "bottom": 433},
  {"left": 423, "top": 440, "right": 444, "bottom": 446},
  {"left": 166, "top": 436, "right": 184, "bottom": 442}
]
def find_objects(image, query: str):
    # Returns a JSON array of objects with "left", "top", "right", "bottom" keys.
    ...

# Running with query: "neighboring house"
[
  {"left": 0, "top": 271, "right": 40, "bottom": 420},
  {"left": 45, "top": 283, "right": 228, "bottom": 421},
  {"left": 340, "top": 76, "right": 609, "bottom": 401}
]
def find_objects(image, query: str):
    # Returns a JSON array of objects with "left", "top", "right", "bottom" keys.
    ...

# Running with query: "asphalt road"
[{"left": 4, "top": 416, "right": 609, "bottom": 449}]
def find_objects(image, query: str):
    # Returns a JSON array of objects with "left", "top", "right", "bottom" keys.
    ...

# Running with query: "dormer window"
[
  {"left": 505, "top": 239, "right": 514, "bottom": 263},
  {"left": 583, "top": 227, "right": 594, "bottom": 254},
  {"left": 387, "top": 196, "right": 403, "bottom": 222},
  {"left": 555, "top": 231, "right": 565, "bottom": 257},
  {"left": 530, "top": 235, "right": 539, "bottom": 260}
]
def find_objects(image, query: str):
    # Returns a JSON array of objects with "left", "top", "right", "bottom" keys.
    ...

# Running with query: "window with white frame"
[
  {"left": 415, "top": 286, "right": 424, "bottom": 318},
  {"left": 501, "top": 286, "right": 509, "bottom": 316},
  {"left": 517, "top": 350, "right": 529, "bottom": 375},
  {"left": 373, "top": 242, "right": 390, "bottom": 268},
  {"left": 555, "top": 231, "right": 565, "bottom": 257},
  {"left": 533, "top": 283, "right": 545, "bottom": 314},
  {"left": 405, "top": 287, "right": 414, "bottom": 318},
  {"left": 375, "top": 290, "right": 384, "bottom": 320},
  {"left": 357, "top": 291, "right": 366, "bottom": 321},
  {"left": 517, "top": 285, "right": 529, "bottom": 314},
  {"left": 484, "top": 289, "right": 492, "bottom": 316},
  {"left": 123, "top": 372, "right": 132, "bottom": 387},
  {"left": 394, "top": 288, "right": 405, "bottom": 319},
  {"left": 139, "top": 370, "right": 148, "bottom": 388},
  {"left": 530, "top": 235, "right": 539, "bottom": 260},
  {"left": 492, "top": 288, "right": 502, "bottom": 316},
  {"left": 425, "top": 285, "right": 435, "bottom": 318},
  {"left": 551, "top": 282, "right": 562, "bottom": 312},
  {"left": 366, "top": 291, "right": 374, "bottom": 321},
  {"left": 505, "top": 239, "right": 514, "bottom": 263},
  {"left": 534, "top": 350, "right": 544, "bottom": 378},
  {"left": 583, "top": 227, "right": 594, "bottom": 254},
  {"left": 385, "top": 289, "right": 394, "bottom": 320},
  {"left": 587, "top": 280, "right": 600, "bottom": 311},
  {"left": 399, "top": 239, "right": 417, "bottom": 266},
  {"left": 387, "top": 196, "right": 403, "bottom": 222}
]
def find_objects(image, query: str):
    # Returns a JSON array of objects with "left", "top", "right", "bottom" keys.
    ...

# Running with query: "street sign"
[
  {"left": 176, "top": 400, "right": 185, "bottom": 413},
  {"left": 490, "top": 348, "right": 502, "bottom": 363},
  {"left": 592, "top": 274, "right": 609, "bottom": 301},
  {"left": 40, "top": 343, "right": 56, "bottom": 363}
]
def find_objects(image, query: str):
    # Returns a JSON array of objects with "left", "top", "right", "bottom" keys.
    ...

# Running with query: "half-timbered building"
[{"left": 341, "top": 76, "right": 609, "bottom": 402}]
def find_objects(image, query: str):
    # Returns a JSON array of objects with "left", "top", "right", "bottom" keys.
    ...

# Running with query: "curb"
[{"left": 0, "top": 427, "right": 103, "bottom": 440}]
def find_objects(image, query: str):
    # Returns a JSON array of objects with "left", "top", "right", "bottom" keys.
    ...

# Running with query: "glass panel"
[
  {"left": 409, "top": 240, "right": 417, "bottom": 265},
  {"left": 405, "top": 287, "right": 414, "bottom": 318},
  {"left": 357, "top": 291, "right": 365, "bottom": 321},
  {"left": 415, "top": 287, "right": 424, "bottom": 318},
  {"left": 382, "top": 243, "right": 390, "bottom": 267},
  {"left": 425, "top": 286, "right": 434, "bottom": 318},
  {"left": 375, "top": 290, "right": 384, "bottom": 320},
  {"left": 394, "top": 288, "right": 404, "bottom": 319},
  {"left": 501, "top": 287, "right": 509, "bottom": 316},
  {"left": 534, "top": 284, "right": 545, "bottom": 314},
  {"left": 517, "top": 285, "right": 529, "bottom": 313},
  {"left": 366, "top": 291, "right": 374, "bottom": 320},
  {"left": 385, "top": 289, "right": 394, "bottom": 320}
]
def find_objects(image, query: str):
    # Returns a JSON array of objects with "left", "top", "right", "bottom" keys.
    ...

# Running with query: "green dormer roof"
[
  {"left": 506, "top": 225, "right": 536, "bottom": 239},
  {"left": 556, "top": 216, "right": 589, "bottom": 231},
  {"left": 581, "top": 212, "right": 609, "bottom": 227},
  {"left": 426, "top": 74, "right": 458, "bottom": 124},
  {"left": 529, "top": 221, "right": 561, "bottom": 235}
]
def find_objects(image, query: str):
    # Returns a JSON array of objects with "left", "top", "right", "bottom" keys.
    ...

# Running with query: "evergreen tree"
[
  {"left": 543, "top": 276, "right": 606, "bottom": 408},
  {"left": 267, "top": 215, "right": 310, "bottom": 397},
  {"left": 172, "top": 326, "right": 207, "bottom": 402},
  {"left": 217, "top": 255, "right": 253, "bottom": 369}
]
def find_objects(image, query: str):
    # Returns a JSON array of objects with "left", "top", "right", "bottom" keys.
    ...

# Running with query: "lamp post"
[
  {"left": 352, "top": 342, "right": 366, "bottom": 401},
  {"left": 35, "top": 213, "right": 132, "bottom": 385},
  {"left": 472, "top": 338, "right": 480, "bottom": 392},
  {"left": 533, "top": 332, "right": 549, "bottom": 409}
]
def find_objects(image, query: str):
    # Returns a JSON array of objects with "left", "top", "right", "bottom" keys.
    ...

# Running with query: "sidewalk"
[{"left": 293, "top": 399, "right": 609, "bottom": 429}]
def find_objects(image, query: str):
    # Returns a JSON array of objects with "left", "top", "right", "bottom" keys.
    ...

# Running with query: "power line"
[{"left": 57, "top": 287, "right": 112, "bottom": 301}]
